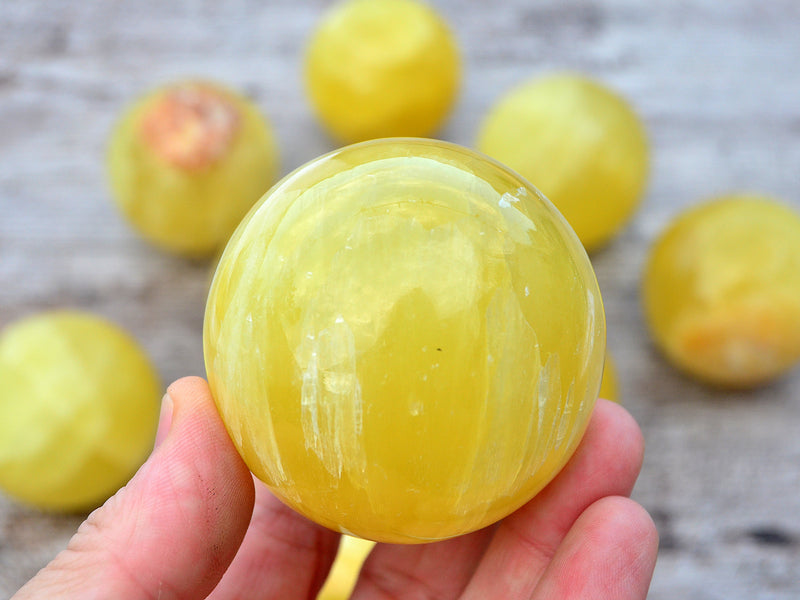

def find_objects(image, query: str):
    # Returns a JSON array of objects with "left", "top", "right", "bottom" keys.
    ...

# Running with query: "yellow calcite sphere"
[
  {"left": 0, "top": 311, "right": 161, "bottom": 511},
  {"left": 108, "top": 80, "right": 279, "bottom": 257},
  {"left": 204, "top": 139, "right": 605, "bottom": 543},
  {"left": 317, "top": 536, "right": 375, "bottom": 600},
  {"left": 304, "top": 0, "right": 460, "bottom": 143},
  {"left": 477, "top": 74, "right": 649, "bottom": 252},
  {"left": 643, "top": 195, "right": 800, "bottom": 388},
  {"left": 599, "top": 352, "right": 619, "bottom": 402}
]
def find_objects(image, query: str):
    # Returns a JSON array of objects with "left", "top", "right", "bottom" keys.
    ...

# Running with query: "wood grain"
[{"left": 1, "top": 1, "right": 799, "bottom": 598}]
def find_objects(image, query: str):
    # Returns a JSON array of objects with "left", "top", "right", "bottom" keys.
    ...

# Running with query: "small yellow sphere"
[
  {"left": 599, "top": 352, "right": 619, "bottom": 402},
  {"left": 0, "top": 311, "right": 161, "bottom": 511},
  {"left": 317, "top": 536, "right": 375, "bottom": 600},
  {"left": 304, "top": 0, "right": 460, "bottom": 143},
  {"left": 108, "top": 80, "right": 279, "bottom": 257},
  {"left": 204, "top": 138, "right": 605, "bottom": 543},
  {"left": 643, "top": 195, "right": 800, "bottom": 388},
  {"left": 477, "top": 74, "right": 649, "bottom": 252}
]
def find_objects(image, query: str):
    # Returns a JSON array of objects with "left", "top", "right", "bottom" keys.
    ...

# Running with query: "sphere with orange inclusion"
[
  {"left": 644, "top": 195, "right": 800, "bottom": 388},
  {"left": 108, "top": 80, "right": 278, "bottom": 258},
  {"left": 204, "top": 139, "right": 605, "bottom": 543}
]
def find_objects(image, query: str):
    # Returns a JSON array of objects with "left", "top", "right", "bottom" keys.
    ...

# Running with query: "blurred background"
[{"left": 1, "top": 0, "right": 799, "bottom": 598}]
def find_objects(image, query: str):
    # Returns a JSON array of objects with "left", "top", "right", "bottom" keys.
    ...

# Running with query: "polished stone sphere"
[{"left": 204, "top": 138, "right": 605, "bottom": 543}]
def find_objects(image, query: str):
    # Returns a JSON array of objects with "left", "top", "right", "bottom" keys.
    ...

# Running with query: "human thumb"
[{"left": 13, "top": 376, "right": 255, "bottom": 600}]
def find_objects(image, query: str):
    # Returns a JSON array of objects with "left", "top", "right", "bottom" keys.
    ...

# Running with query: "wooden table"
[{"left": 1, "top": 1, "right": 799, "bottom": 598}]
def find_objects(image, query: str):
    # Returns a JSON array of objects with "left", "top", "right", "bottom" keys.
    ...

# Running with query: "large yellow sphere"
[
  {"left": 643, "top": 195, "right": 800, "bottom": 388},
  {"left": 304, "top": 0, "right": 460, "bottom": 143},
  {"left": 0, "top": 311, "right": 161, "bottom": 511},
  {"left": 477, "top": 74, "right": 649, "bottom": 252},
  {"left": 204, "top": 139, "right": 605, "bottom": 543},
  {"left": 108, "top": 80, "right": 279, "bottom": 257}
]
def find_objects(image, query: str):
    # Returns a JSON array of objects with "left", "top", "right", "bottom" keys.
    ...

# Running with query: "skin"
[{"left": 13, "top": 377, "right": 658, "bottom": 600}]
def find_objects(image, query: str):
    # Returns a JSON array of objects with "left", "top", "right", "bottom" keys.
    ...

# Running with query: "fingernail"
[{"left": 154, "top": 392, "right": 174, "bottom": 449}]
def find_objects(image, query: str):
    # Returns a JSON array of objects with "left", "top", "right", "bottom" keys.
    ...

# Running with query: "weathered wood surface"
[{"left": 1, "top": 1, "right": 799, "bottom": 598}]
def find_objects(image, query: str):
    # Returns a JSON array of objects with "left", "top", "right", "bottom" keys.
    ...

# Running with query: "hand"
[{"left": 14, "top": 376, "right": 658, "bottom": 599}]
